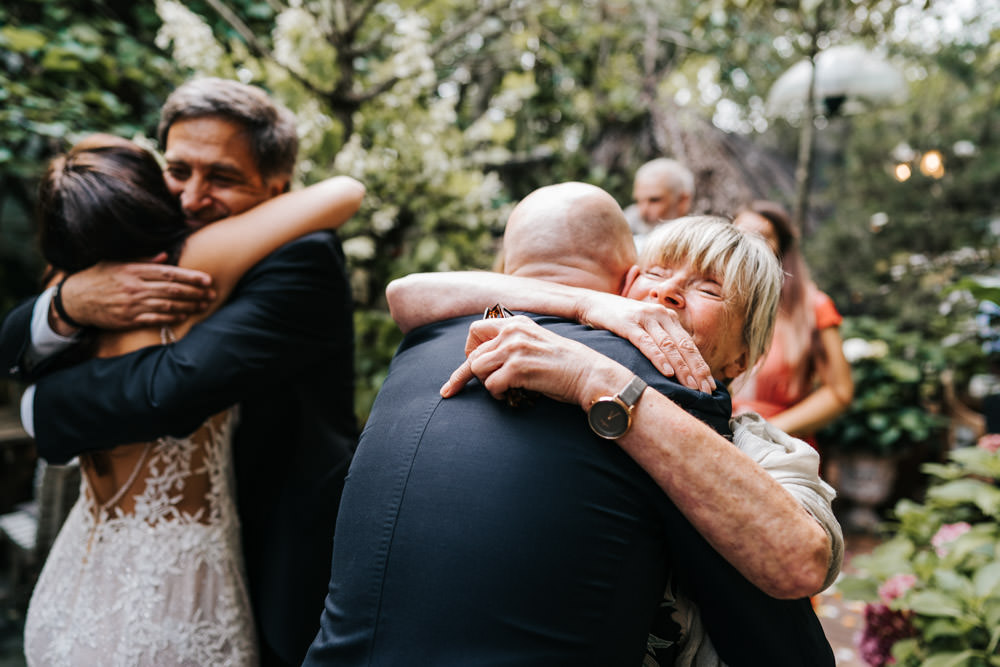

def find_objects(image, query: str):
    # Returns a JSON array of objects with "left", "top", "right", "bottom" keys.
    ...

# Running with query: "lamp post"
[{"left": 766, "top": 44, "right": 908, "bottom": 229}]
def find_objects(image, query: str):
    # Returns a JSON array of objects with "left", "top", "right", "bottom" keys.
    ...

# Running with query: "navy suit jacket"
[
  {"left": 304, "top": 314, "right": 833, "bottom": 667},
  {"left": 0, "top": 231, "right": 356, "bottom": 666}
]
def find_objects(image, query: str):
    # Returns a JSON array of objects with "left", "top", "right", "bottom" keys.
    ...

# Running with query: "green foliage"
[
  {"left": 819, "top": 317, "right": 950, "bottom": 457},
  {"left": 802, "top": 20, "right": 1000, "bottom": 458},
  {"left": 353, "top": 310, "right": 403, "bottom": 425},
  {"left": 802, "top": 14, "right": 1000, "bottom": 364},
  {"left": 842, "top": 439, "right": 1000, "bottom": 665},
  {"left": 0, "top": 0, "right": 183, "bottom": 312}
]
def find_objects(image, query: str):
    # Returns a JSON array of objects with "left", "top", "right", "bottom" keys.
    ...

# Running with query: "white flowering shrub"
[{"left": 155, "top": 1, "right": 230, "bottom": 76}]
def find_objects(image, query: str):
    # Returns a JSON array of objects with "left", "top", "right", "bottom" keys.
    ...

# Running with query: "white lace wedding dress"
[{"left": 23, "top": 407, "right": 257, "bottom": 666}]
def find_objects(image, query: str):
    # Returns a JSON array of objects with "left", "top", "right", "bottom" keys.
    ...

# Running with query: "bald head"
[
  {"left": 501, "top": 182, "right": 637, "bottom": 294},
  {"left": 632, "top": 158, "right": 694, "bottom": 225}
]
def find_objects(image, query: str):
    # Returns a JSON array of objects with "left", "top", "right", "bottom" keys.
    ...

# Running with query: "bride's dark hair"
[{"left": 37, "top": 134, "right": 188, "bottom": 274}]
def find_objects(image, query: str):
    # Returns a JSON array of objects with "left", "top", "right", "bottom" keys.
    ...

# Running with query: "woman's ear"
[
  {"left": 619, "top": 265, "right": 642, "bottom": 297},
  {"left": 721, "top": 351, "right": 748, "bottom": 382},
  {"left": 267, "top": 177, "right": 291, "bottom": 198}
]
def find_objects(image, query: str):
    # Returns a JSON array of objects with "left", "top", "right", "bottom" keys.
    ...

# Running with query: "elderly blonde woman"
[{"left": 382, "top": 189, "right": 840, "bottom": 666}]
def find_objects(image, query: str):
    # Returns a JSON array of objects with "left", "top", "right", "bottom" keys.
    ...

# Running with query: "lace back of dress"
[
  {"left": 24, "top": 354, "right": 255, "bottom": 666},
  {"left": 78, "top": 327, "right": 238, "bottom": 528}
]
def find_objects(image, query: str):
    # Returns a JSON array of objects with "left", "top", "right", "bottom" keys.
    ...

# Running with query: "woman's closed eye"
[
  {"left": 695, "top": 280, "right": 724, "bottom": 298},
  {"left": 643, "top": 267, "right": 669, "bottom": 280}
]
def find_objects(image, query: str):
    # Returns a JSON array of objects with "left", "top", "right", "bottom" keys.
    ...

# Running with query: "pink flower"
[
  {"left": 878, "top": 573, "right": 917, "bottom": 604},
  {"left": 931, "top": 522, "right": 972, "bottom": 557},
  {"left": 977, "top": 433, "right": 1000, "bottom": 452}
]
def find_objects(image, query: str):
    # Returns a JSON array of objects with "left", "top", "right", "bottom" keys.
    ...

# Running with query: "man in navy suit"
[
  {"left": 0, "top": 78, "right": 355, "bottom": 666},
  {"left": 304, "top": 184, "right": 835, "bottom": 666}
]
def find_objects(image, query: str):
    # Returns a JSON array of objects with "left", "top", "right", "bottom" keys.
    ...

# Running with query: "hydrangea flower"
[
  {"left": 877, "top": 573, "right": 917, "bottom": 604},
  {"left": 857, "top": 602, "right": 918, "bottom": 667},
  {"left": 931, "top": 521, "right": 972, "bottom": 557},
  {"left": 977, "top": 433, "right": 1000, "bottom": 453}
]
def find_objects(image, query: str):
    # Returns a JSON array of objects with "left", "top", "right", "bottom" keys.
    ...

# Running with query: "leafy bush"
[
  {"left": 819, "top": 317, "right": 949, "bottom": 457},
  {"left": 0, "top": 1, "right": 181, "bottom": 312},
  {"left": 839, "top": 436, "right": 1000, "bottom": 666}
]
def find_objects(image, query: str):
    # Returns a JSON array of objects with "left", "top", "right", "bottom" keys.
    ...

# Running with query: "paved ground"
[{"left": 816, "top": 532, "right": 881, "bottom": 666}]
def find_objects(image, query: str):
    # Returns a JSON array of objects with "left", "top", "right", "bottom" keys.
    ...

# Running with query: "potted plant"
[
  {"left": 838, "top": 435, "right": 1000, "bottom": 666},
  {"left": 819, "top": 317, "right": 949, "bottom": 528}
]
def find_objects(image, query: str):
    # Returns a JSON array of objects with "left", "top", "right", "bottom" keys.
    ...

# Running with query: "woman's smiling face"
[{"left": 624, "top": 261, "right": 748, "bottom": 381}]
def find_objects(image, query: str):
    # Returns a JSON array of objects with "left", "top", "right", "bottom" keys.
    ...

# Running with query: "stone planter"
[{"left": 827, "top": 452, "right": 899, "bottom": 533}]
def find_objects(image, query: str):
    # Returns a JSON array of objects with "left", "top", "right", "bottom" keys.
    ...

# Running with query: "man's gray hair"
[
  {"left": 635, "top": 158, "right": 695, "bottom": 198},
  {"left": 639, "top": 216, "right": 782, "bottom": 372},
  {"left": 158, "top": 77, "right": 298, "bottom": 180}
]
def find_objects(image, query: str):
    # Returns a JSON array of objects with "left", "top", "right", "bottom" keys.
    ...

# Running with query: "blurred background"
[{"left": 1, "top": 1, "right": 998, "bottom": 664}]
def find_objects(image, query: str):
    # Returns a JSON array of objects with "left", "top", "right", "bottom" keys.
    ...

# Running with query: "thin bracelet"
[{"left": 52, "top": 275, "right": 86, "bottom": 329}]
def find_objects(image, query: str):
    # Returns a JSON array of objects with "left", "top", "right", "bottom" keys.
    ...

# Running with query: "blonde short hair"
[{"left": 639, "top": 216, "right": 782, "bottom": 372}]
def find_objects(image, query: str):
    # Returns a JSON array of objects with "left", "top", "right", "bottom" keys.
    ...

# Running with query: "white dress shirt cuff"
[{"left": 30, "top": 286, "right": 79, "bottom": 361}]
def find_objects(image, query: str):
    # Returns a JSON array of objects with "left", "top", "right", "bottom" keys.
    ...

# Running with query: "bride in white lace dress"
[
  {"left": 22, "top": 134, "right": 364, "bottom": 666},
  {"left": 25, "top": 405, "right": 253, "bottom": 665}
]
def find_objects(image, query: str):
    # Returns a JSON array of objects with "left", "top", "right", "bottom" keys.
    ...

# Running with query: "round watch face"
[{"left": 588, "top": 398, "right": 630, "bottom": 439}]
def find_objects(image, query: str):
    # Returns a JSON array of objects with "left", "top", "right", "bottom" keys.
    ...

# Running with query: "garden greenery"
[
  {"left": 839, "top": 436, "right": 1000, "bottom": 666},
  {"left": 819, "top": 317, "right": 950, "bottom": 458}
]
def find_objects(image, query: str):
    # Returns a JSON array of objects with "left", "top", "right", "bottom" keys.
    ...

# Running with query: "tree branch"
[
  {"left": 348, "top": 0, "right": 436, "bottom": 55},
  {"left": 347, "top": 0, "right": 512, "bottom": 106},
  {"left": 202, "top": 0, "right": 335, "bottom": 99},
  {"left": 342, "top": 0, "right": 383, "bottom": 39}
]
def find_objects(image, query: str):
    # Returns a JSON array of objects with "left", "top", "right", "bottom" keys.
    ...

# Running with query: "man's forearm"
[
  {"left": 0, "top": 298, "right": 37, "bottom": 380},
  {"left": 387, "top": 272, "right": 588, "bottom": 333},
  {"left": 1, "top": 293, "right": 81, "bottom": 382},
  {"left": 392, "top": 272, "right": 713, "bottom": 391}
]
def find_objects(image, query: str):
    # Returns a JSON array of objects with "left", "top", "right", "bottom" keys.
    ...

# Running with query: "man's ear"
[
  {"left": 675, "top": 192, "right": 692, "bottom": 218},
  {"left": 619, "top": 265, "right": 642, "bottom": 296}
]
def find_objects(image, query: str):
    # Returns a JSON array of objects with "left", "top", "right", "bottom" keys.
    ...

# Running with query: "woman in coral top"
[{"left": 731, "top": 201, "right": 854, "bottom": 448}]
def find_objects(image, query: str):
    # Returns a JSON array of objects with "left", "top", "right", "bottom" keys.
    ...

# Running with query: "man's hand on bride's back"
[
  {"left": 56, "top": 254, "right": 215, "bottom": 331},
  {"left": 578, "top": 292, "right": 714, "bottom": 394}
]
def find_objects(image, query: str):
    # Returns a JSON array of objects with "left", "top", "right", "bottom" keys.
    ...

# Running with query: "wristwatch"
[{"left": 587, "top": 375, "right": 647, "bottom": 440}]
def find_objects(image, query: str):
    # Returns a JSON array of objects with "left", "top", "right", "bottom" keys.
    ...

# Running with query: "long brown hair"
[{"left": 735, "top": 201, "right": 820, "bottom": 397}]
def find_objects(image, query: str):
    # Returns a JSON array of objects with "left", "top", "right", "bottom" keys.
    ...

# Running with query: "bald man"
[
  {"left": 625, "top": 158, "right": 695, "bottom": 247},
  {"left": 305, "top": 183, "right": 835, "bottom": 666},
  {"left": 495, "top": 181, "right": 638, "bottom": 293}
]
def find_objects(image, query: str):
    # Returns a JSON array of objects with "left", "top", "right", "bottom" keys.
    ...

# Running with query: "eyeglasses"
[{"left": 482, "top": 303, "right": 535, "bottom": 408}]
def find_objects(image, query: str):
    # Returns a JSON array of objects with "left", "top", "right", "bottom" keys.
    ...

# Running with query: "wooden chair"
[{"left": 0, "top": 460, "right": 80, "bottom": 613}]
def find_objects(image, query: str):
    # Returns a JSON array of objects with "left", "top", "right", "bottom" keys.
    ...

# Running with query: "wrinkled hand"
[
  {"left": 579, "top": 292, "right": 714, "bottom": 393},
  {"left": 440, "top": 316, "right": 621, "bottom": 408},
  {"left": 57, "top": 254, "right": 215, "bottom": 330}
]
